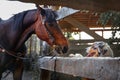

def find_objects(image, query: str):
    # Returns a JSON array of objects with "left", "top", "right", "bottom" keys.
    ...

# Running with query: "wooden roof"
[
  {"left": 9, "top": 0, "right": 119, "bottom": 39},
  {"left": 11, "top": 0, "right": 120, "bottom": 12},
  {"left": 10, "top": 0, "right": 119, "bottom": 32},
  {"left": 59, "top": 11, "right": 111, "bottom": 32}
]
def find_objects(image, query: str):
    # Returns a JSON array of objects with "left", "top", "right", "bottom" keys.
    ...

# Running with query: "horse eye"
[
  {"left": 92, "top": 47, "right": 97, "bottom": 50},
  {"left": 48, "top": 23, "right": 54, "bottom": 26}
]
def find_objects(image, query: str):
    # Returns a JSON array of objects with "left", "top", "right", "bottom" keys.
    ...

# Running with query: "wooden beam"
[
  {"left": 38, "top": 57, "right": 120, "bottom": 80},
  {"left": 68, "top": 39, "right": 120, "bottom": 44},
  {"left": 64, "top": 16, "right": 104, "bottom": 39},
  {"left": 9, "top": 0, "right": 120, "bottom": 11}
]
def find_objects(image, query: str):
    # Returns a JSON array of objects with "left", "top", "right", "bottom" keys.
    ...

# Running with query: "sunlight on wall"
[
  {"left": 81, "top": 32, "right": 94, "bottom": 40},
  {"left": 71, "top": 31, "right": 113, "bottom": 40},
  {"left": 71, "top": 33, "right": 80, "bottom": 40}
]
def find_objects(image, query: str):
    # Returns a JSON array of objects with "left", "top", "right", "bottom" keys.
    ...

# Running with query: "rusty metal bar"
[{"left": 38, "top": 57, "right": 120, "bottom": 80}]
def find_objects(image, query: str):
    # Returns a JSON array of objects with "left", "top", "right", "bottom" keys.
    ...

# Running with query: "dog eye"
[{"left": 93, "top": 47, "right": 97, "bottom": 50}]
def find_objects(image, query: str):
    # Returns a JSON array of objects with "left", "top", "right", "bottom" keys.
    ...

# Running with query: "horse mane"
[
  {"left": 0, "top": 18, "right": 2, "bottom": 22},
  {"left": 13, "top": 10, "right": 29, "bottom": 30},
  {"left": 44, "top": 8, "right": 58, "bottom": 22}
]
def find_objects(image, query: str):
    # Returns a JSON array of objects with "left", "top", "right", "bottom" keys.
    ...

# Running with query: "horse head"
[
  {"left": 35, "top": 5, "right": 68, "bottom": 54},
  {"left": 86, "top": 41, "right": 114, "bottom": 57}
]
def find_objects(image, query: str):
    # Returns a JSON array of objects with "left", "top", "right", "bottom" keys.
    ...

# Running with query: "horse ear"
[
  {"left": 55, "top": 11, "right": 60, "bottom": 20},
  {"left": 36, "top": 4, "right": 46, "bottom": 16},
  {"left": 53, "top": 11, "right": 59, "bottom": 19}
]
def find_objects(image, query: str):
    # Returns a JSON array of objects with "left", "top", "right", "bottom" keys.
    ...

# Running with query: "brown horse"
[{"left": 0, "top": 5, "right": 68, "bottom": 80}]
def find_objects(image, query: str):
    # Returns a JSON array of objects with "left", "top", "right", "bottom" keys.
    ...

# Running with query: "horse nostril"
[{"left": 62, "top": 46, "right": 68, "bottom": 53}]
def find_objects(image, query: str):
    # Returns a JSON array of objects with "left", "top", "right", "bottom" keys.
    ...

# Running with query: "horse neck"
[
  {"left": 14, "top": 10, "right": 39, "bottom": 50},
  {"left": 0, "top": 10, "right": 38, "bottom": 51}
]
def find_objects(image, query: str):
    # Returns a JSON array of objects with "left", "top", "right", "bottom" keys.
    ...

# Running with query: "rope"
[
  {"left": 51, "top": 56, "right": 58, "bottom": 80},
  {"left": 38, "top": 49, "right": 57, "bottom": 65},
  {"left": 2, "top": 71, "right": 11, "bottom": 79},
  {"left": 0, "top": 45, "right": 30, "bottom": 60}
]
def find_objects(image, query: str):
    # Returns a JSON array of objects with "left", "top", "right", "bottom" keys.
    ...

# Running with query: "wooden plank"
[
  {"left": 69, "top": 39, "right": 120, "bottom": 44},
  {"left": 9, "top": 0, "right": 120, "bottom": 12},
  {"left": 64, "top": 16, "right": 104, "bottom": 39},
  {"left": 38, "top": 57, "right": 120, "bottom": 80}
]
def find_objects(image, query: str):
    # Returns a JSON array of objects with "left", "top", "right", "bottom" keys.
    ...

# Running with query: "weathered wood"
[
  {"left": 69, "top": 39, "right": 120, "bottom": 43},
  {"left": 38, "top": 57, "right": 120, "bottom": 80},
  {"left": 9, "top": 0, "right": 120, "bottom": 12},
  {"left": 68, "top": 39, "right": 120, "bottom": 50},
  {"left": 40, "top": 69, "right": 51, "bottom": 80},
  {"left": 64, "top": 16, "right": 104, "bottom": 40}
]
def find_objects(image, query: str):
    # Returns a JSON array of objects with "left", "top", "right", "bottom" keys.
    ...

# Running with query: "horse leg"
[{"left": 13, "top": 61, "right": 24, "bottom": 80}]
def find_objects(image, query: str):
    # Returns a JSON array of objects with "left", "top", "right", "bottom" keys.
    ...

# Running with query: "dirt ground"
[{"left": 1, "top": 71, "right": 33, "bottom": 80}]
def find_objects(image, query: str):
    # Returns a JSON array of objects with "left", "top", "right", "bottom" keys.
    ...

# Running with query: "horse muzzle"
[
  {"left": 53, "top": 45, "right": 68, "bottom": 54},
  {"left": 62, "top": 45, "right": 68, "bottom": 53}
]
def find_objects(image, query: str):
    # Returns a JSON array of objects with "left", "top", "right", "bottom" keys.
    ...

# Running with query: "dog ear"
[
  {"left": 98, "top": 41, "right": 105, "bottom": 49},
  {"left": 103, "top": 49, "right": 108, "bottom": 55}
]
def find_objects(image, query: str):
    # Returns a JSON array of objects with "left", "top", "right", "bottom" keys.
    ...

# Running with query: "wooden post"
[{"left": 40, "top": 69, "right": 51, "bottom": 80}]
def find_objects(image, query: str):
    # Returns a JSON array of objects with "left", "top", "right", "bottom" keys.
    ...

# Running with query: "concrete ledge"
[{"left": 38, "top": 57, "right": 120, "bottom": 80}]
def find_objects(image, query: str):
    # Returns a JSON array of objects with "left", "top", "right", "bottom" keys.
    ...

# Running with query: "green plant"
[{"left": 98, "top": 11, "right": 120, "bottom": 39}]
